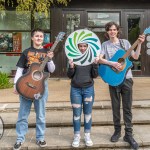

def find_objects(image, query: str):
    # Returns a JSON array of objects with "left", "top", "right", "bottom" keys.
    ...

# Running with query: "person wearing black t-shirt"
[{"left": 13, "top": 29, "right": 55, "bottom": 150}]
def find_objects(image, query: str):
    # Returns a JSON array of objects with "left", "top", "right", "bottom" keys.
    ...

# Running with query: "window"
[
  {"left": 34, "top": 12, "right": 50, "bottom": 30},
  {"left": 0, "top": 11, "right": 31, "bottom": 30},
  {"left": 88, "top": 12, "right": 120, "bottom": 27},
  {"left": 66, "top": 14, "right": 80, "bottom": 36},
  {"left": 0, "top": 10, "right": 51, "bottom": 75}
]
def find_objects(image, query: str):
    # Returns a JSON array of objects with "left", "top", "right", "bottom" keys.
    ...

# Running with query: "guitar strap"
[{"left": 119, "top": 39, "right": 126, "bottom": 50}]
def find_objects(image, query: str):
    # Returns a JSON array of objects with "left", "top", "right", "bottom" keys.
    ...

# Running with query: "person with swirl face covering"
[
  {"left": 13, "top": 28, "right": 55, "bottom": 150},
  {"left": 67, "top": 42, "right": 99, "bottom": 148}
]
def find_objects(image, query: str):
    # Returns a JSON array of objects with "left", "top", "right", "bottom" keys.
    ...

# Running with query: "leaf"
[
  {"left": 1, "top": 0, "right": 70, "bottom": 18},
  {"left": 0, "top": 72, "right": 13, "bottom": 89}
]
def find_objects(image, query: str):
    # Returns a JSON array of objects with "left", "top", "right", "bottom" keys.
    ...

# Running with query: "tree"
[{"left": 0, "top": 0, "right": 71, "bottom": 17}]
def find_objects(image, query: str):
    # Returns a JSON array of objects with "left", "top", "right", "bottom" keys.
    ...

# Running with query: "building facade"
[{"left": 0, "top": 0, "right": 150, "bottom": 77}]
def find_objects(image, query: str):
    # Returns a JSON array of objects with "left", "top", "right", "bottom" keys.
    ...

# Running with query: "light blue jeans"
[
  {"left": 70, "top": 86, "right": 94, "bottom": 134},
  {"left": 16, "top": 81, "right": 48, "bottom": 143}
]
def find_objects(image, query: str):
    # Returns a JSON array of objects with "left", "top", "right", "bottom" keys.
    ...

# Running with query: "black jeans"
[{"left": 109, "top": 78, "right": 133, "bottom": 136}]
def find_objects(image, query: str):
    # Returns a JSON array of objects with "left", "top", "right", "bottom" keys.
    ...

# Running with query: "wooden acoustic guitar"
[
  {"left": 98, "top": 27, "right": 150, "bottom": 86},
  {"left": 16, "top": 32, "right": 65, "bottom": 100}
]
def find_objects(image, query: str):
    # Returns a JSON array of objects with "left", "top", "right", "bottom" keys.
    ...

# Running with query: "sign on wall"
[{"left": 0, "top": 32, "right": 22, "bottom": 53}]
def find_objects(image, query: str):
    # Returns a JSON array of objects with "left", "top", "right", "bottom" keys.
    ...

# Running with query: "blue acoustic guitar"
[{"left": 98, "top": 27, "right": 150, "bottom": 86}]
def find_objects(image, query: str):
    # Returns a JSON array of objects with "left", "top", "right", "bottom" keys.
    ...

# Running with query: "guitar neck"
[
  {"left": 39, "top": 56, "right": 50, "bottom": 72},
  {"left": 49, "top": 40, "right": 59, "bottom": 52},
  {"left": 122, "top": 39, "right": 139, "bottom": 59},
  {"left": 39, "top": 38, "right": 60, "bottom": 71}
]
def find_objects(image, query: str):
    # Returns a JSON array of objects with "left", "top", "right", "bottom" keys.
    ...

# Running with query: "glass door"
[
  {"left": 63, "top": 11, "right": 84, "bottom": 36},
  {"left": 125, "top": 12, "right": 145, "bottom": 76},
  {"left": 62, "top": 11, "right": 84, "bottom": 71}
]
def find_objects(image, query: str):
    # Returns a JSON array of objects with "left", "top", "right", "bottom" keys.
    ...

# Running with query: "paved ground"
[
  {"left": 0, "top": 77, "right": 150, "bottom": 103},
  {"left": 0, "top": 77, "right": 150, "bottom": 149}
]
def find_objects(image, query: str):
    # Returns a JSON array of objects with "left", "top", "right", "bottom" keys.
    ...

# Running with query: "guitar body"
[
  {"left": 98, "top": 49, "right": 133, "bottom": 86},
  {"left": 16, "top": 63, "right": 49, "bottom": 100}
]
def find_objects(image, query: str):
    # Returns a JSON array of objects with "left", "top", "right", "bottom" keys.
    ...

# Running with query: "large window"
[{"left": 0, "top": 10, "right": 50, "bottom": 75}]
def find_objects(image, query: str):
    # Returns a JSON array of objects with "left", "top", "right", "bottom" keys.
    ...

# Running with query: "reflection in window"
[
  {"left": 34, "top": 12, "right": 50, "bottom": 30},
  {"left": 88, "top": 27, "right": 106, "bottom": 43},
  {"left": 66, "top": 14, "right": 80, "bottom": 36},
  {"left": 127, "top": 14, "right": 141, "bottom": 71},
  {"left": 22, "top": 32, "right": 31, "bottom": 51},
  {"left": 0, "top": 11, "right": 31, "bottom": 30},
  {"left": 88, "top": 12, "right": 120, "bottom": 27},
  {"left": 43, "top": 33, "right": 50, "bottom": 45}
]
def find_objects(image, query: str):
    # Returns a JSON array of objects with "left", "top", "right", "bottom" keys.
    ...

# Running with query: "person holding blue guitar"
[
  {"left": 13, "top": 28, "right": 55, "bottom": 150},
  {"left": 99, "top": 21, "right": 145, "bottom": 150}
]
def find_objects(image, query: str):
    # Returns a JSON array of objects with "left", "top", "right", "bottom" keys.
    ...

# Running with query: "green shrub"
[{"left": 0, "top": 72, "right": 13, "bottom": 89}]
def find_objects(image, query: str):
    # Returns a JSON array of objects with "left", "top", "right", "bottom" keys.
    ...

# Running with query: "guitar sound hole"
[
  {"left": 118, "top": 58, "right": 125, "bottom": 65},
  {"left": 32, "top": 71, "right": 43, "bottom": 81},
  {"left": 118, "top": 58, "right": 126, "bottom": 71}
]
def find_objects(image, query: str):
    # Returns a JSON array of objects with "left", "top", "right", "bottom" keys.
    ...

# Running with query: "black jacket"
[{"left": 67, "top": 64, "right": 98, "bottom": 88}]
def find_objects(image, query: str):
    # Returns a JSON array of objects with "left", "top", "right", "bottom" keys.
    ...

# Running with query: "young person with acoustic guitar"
[
  {"left": 67, "top": 42, "right": 99, "bottom": 148},
  {"left": 99, "top": 21, "right": 145, "bottom": 150},
  {"left": 13, "top": 28, "right": 55, "bottom": 150}
]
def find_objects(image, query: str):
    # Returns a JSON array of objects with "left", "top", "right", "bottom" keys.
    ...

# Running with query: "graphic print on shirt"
[{"left": 27, "top": 51, "right": 47, "bottom": 66}]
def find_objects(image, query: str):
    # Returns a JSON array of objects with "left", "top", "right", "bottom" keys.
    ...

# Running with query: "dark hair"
[
  {"left": 31, "top": 28, "right": 44, "bottom": 37},
  {"left": 104, "top": 21, "right": 121, "bottom": 39}
]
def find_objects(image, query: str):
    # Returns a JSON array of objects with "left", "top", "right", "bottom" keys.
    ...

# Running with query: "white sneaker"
[
  {"left": 84, "top": 133, "right": 93, "bottom": 146},
  {"left": 72, "top": 134, "right": 81, "bottom": 147}
]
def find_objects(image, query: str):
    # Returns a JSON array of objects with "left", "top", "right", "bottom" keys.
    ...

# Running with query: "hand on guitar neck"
[{"left": 137, "top": 34, "right": 145, "bottom": 45}]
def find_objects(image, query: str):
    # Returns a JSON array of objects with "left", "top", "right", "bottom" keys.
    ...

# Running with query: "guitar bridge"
[{"left": 26, "top": 82, "right": 36, "bottom": 89}]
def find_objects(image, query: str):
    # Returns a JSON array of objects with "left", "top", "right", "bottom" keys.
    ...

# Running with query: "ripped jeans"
[{"left": 70, "top": 86, "right": 94, "bottom": 134}]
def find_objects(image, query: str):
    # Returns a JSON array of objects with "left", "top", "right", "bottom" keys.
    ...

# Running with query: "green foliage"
[
  {"left": 0, "top": 0, "right": 71, "bottom": 18},
  {"left": 0, "top": 0, "right": 5, "bottom": 11},
  {"left": 0, "top": 72, "right": 13, "bottom": 89}
]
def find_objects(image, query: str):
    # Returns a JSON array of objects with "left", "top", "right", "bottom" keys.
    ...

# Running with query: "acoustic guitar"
[
  {"left": 98, "top": 27, "right": 150, "bottom": 86},
  {"left": 16, "top": 32, "right": 65, "bottom": 100}
]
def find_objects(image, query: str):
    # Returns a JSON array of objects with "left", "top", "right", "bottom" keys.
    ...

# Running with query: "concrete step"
[
  {"left": 1, "top": 99, "right": 150, "bottom": 112},
  {"left": 1, "top": 107, "right": 150, "bottom": 128},
  {"left": 0, "top": 125, "right": 150, "bottom": 149}
]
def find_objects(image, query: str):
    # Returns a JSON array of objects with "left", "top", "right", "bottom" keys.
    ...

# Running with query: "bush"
[{"left": 0, "top": 72, "right": 13, "bottom": 89}]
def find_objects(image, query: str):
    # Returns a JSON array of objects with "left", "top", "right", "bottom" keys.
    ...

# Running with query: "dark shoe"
[
  {"left": 13, "top": 142, "right": 22, "bottom": 150},
  {"left": 36, "top": 140, "right": 47, "bottom": 148},
  {"left": 110, "top": 131, "right": 121, "bottom": 142},
  {"left": 124, "top": 135, "right": 139, "bottom": 150}
]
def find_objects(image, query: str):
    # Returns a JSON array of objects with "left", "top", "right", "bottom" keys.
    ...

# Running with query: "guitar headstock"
[
  {"left": 55, "top": 32, "right": 65, "bottom": 42},
  {"left": 143, "top": 27, "right": 150, "bottom": 35}
]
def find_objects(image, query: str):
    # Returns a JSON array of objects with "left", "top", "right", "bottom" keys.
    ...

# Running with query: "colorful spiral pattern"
[{"left": 65, "top": 29, "right": 101, "bottom": 66}]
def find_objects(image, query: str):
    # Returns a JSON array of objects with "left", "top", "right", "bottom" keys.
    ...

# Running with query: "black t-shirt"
[
  {"left": 16, "top": 47, "right": 50, "bottom": 74},
  {"left": 67, "top": 64, "right": 98, "bottom": 88}
]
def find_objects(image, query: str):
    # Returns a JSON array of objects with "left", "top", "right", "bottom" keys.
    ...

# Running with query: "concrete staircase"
[
  {"left": 0, "top": 77, "right": 150, "bottom": 149},
  {"left": 1, "top": 100, "right": 150, "bottom": 149}
]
